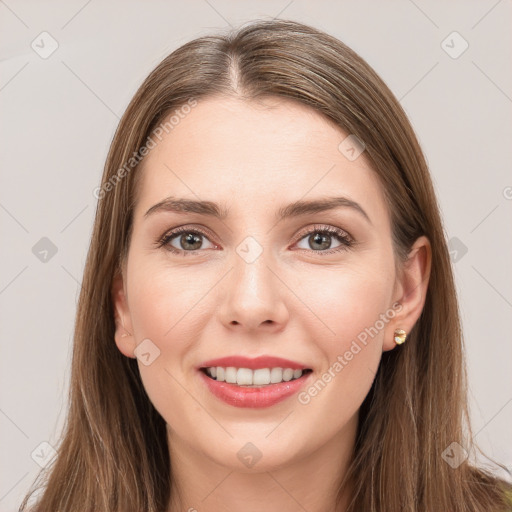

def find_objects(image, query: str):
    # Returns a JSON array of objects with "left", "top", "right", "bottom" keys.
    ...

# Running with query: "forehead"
[{"left": 134, "top": 95, "right": 387, "bottom": 223}]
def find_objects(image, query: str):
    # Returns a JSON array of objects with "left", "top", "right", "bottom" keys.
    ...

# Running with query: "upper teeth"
[{"left": 205, "top": 367, "right": 305, "bottom": 386}]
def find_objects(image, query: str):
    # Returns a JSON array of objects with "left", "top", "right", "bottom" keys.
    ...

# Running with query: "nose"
[{"left": 216, "top": 245, "right": 290, "bottom": 333}]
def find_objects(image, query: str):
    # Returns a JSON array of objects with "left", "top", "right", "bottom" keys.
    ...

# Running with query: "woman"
[{"left": 19, "top": 18, "right": 512, "bottom": 512}]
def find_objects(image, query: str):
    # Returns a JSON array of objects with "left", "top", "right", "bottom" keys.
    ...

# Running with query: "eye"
[
  {"left": 293, "top": 224, "right": 353, "bottom": 255},
  {"left": 157, "top": 226, "right": 217, "bottom": 255},
  {"left": 156, "top": 224, "right": 354, "bottom": 256}
]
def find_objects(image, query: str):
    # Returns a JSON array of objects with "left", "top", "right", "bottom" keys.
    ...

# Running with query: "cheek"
[
  {"left": 125, "top": 257, "right": 215, "bottom": 405},
  {"left": 127, "top": 258, "right": 206, "bottom": 343},
  {"left": 302, "top": 262, "right": 393, "bottom": 342},
  {"left": 298, "top": 266, "right": 392, "bottom": 407},
  {"left": 125, "top": 262, "right": 204, "bottom": 420}
]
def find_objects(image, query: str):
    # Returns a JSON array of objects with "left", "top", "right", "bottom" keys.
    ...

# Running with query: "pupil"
[
  {"left": 310, "top": 233, "right": 330, "bottom": 250},
  {"left": 182, "top": 233, "right": 202, "bottom": 250}
]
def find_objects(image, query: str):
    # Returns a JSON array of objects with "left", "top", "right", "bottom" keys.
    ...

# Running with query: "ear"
[
  {"left": 111, "top": 270, "right": 136, "bottom": 359},
  {"left": 383, "top": 235, "right": 432, "bottom": 351}
]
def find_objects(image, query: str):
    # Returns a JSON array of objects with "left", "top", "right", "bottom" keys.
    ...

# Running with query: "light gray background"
[{"left": 1, "top": 1, "right": 511, "bottom": 510}]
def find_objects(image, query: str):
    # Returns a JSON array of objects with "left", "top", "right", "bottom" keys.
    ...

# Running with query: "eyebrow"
[{"left": 144, "top": 196, "right": 371, "bottom": 225}]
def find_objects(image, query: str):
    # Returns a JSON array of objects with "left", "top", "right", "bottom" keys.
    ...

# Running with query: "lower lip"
[{"left": 198, "top": 370, "right": 312, "bottom": 408}]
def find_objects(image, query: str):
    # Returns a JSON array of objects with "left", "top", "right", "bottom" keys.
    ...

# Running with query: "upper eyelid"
[{"left": 294, "top": 224, "right": 352, "bottom": 241}]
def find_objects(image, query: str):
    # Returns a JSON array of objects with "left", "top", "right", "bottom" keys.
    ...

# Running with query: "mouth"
[
  {"left": 197, "top": 365, "right": 314, "bottom": 408},
  {"left": 199, "top": 366, "right": 313, "bottom": 387},
  {"left": 196, "top": 355, "right": 314, "bottom": 408}
]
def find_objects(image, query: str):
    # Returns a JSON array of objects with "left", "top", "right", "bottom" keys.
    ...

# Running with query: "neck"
[{"left": 166, "top": 413, "right": 358, "bottom": 512}]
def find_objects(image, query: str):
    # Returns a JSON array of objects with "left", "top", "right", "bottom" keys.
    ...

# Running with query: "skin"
[{"left": 112, "top": 95, "right": 431, "bottom": 512}]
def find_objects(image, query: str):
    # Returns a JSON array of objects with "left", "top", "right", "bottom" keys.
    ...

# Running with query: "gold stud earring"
[
  {"left": 121, "top": 333, "right": 131, "bottom": 338},
  {"left": 394, "top": 329, "right": 407, "bottom": 345}
]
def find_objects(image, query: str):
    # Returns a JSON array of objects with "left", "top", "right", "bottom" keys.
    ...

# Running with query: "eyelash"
[{"left": 156, "top": 224, "right": 354, "bottom": 257}]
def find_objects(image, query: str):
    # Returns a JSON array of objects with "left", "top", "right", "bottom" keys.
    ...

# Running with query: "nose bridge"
[
  {"left": 217, "top": 232, "right": 289, "bottom": 330},
  {"left": 232, "top": 233, "right": 275, "bottom": 305}
]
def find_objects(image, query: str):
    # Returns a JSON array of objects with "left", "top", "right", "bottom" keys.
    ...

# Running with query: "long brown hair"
[{"left": 20, "top": 19, "right": 511, "bottom": 512}]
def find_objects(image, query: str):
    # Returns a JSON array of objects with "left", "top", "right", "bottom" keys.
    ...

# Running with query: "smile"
[
  {"left": 198, "top": 367, "right": 313, "bottom": 408},
  {"left": 201, "top": 366, "right": 311, "bottom": 386}
]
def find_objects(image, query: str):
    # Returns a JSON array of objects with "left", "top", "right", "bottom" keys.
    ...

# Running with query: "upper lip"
[{"left": 198, "top": 355, "right": 310, "bottom": 371}]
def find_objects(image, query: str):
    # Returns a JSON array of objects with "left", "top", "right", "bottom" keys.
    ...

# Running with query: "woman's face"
[{"left": 113, "top": 95, "right": 415, "bottom": 471}]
